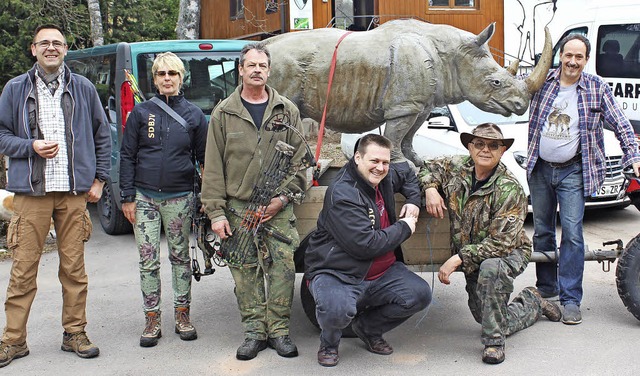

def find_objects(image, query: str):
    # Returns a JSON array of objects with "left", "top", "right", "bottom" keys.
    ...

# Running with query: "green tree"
[
  {"left": 101, "top": 0, "right": 180, "bottom": 44},
  {"left": 0, "top": 0, "right": 181, "bottom": 90}
]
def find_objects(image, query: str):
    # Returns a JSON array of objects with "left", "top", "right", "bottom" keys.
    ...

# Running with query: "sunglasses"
[
  {"left": 470, "top": 140, "right": 503, "bottom": 151},
  {"left": 155, "top": 70, "right": 180, "bottom": 77}
]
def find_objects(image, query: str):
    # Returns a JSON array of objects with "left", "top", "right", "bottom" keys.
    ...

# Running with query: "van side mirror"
[
  {"left": 107, "top": 96, "right": 116, "bottom": 123},
  {"left": 426, "top": 116, "right": 452, "bottom": 129}
]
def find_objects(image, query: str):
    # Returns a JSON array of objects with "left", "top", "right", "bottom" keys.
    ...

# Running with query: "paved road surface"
[{"left": 0, "top": 205, "right": 639, "bottom": 375}]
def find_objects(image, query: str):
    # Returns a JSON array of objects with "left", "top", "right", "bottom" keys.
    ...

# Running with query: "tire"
[
  {"left": 296, "top": 230, "right": 355, "bottom": 337},
  {"left": 97, "top": 182, "right": 132, "bottom": 235},
  {"left": 615, "top": 233, "right": 640, "bottom": 321}
]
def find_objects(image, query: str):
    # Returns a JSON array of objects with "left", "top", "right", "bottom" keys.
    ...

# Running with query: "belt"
[{"left": 540, "top": 153, "right": 582, "bottom": 168}]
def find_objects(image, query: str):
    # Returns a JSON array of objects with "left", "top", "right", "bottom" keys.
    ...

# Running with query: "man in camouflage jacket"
[{"left": 418, "top": 123, "right": 561, "bottom": 365}]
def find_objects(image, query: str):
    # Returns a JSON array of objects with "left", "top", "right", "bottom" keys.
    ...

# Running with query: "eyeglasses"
[
  {"left": 155, "top": 70, "right": 180, "bottom": 77},
  {"left": 33, "top": 40, "right": 66, "bottom": 49},
  {"left": 470, "top": 140, "right": 503, "bottom": 151}
]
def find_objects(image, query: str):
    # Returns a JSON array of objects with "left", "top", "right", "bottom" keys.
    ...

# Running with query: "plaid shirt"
[
  {"left": 527, "top": 68, "right": 640, "bottom": 196},
  {"left": 35, "top": 68, "right": 70, "bottom": 192}
]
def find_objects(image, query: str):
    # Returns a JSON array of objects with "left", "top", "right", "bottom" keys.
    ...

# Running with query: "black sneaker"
[
  {"left": 562, "top": 304, "right": 583, "bottom": 325},
  {"left": 236, "top": 338, "right": 267, "bottom": 360},
  {"left": 267, "top": 335, "right": 298, "bottom": 357}
]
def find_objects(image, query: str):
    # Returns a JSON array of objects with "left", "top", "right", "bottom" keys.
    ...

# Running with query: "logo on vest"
[{"left": 148, "top": 113, "right": 156, "bottom": 138}]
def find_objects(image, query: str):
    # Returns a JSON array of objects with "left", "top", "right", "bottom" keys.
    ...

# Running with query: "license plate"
[{"left": 593, "top": 183, "right": 621, "bottom": 197}]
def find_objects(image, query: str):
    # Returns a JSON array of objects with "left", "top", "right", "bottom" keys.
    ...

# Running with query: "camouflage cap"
[{"left": 460, "top": 122, "right": 514, "bottom": 150}]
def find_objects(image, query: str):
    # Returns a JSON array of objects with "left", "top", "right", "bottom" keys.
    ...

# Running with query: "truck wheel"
[
  {"left": 616, "top": 233, "right": 640, "bottom": 321},
  {"left": 296, "top": 231, "right": 355, "bottom": 337},
  {"left": 97, "top": 182, "right": 132, "bottom": 235}
]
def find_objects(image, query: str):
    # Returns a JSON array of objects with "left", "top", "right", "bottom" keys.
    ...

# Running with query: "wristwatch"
[{"left": 277, "top": 194, "right": 289, "bottom": 207}]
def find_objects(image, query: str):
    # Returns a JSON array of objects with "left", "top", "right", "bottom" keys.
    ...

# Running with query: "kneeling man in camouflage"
[{"left": 419, "top": 123, "right": 561, "bottom": 364}]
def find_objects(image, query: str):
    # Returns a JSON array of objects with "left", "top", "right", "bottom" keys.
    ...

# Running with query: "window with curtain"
[{"left": 429, "top": 0, "right": 476, "bottom": 8}]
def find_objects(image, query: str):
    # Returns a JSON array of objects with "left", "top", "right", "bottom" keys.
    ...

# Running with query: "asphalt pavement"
[{"left": 1, "top": 204, "right": 639, "bottom": 375}]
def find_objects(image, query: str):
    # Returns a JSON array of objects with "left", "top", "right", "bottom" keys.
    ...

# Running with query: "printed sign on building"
[{"left": 290, "top": 0, "right": 313, "bottom": 30}]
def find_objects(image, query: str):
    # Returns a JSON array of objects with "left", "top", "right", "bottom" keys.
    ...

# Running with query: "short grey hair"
[{"left": 239, "top": 43, "right": 271, "bottom": 67}]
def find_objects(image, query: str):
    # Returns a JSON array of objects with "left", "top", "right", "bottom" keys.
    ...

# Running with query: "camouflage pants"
[
  {"left": 134, "top": 192, "right": 193, "bottom": 313},
  {"left": 465, "top": 248, "right": 543, "bottom": 346},
  {"left": 225, "top": 199, "right": 299, "bottom": 340}
]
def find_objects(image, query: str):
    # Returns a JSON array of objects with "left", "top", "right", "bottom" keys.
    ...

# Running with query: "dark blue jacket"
[
  {"left": 305, "top": 158, "right": 421, "bottom": 284},
  {"left": 0, "top": 64, "right": 111, "bottom": 195},
  {"left": 119, "top": 93, "right": 207, "bottom": 196}
]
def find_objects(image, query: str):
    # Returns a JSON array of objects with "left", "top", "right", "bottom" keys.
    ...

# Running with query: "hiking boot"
[
  {"left": 482, "top": 345, "right": 505, "bottom": 364},
  {"left": 317, "top": 345, "right": 339, "bottom": 367},
  {"left": 236, "top": 338, "right": 267, "bottom": 360},
  {"left": 267, "top": 335, "right": 298, "bottom": 357},
  {"left": 562, "top": 304, "right": 583, "bottom": 325},
  {"left": 351, "top": 320, "right": 393, "bottom": 355},
  {"left": 525, "top": 287, "right": 562, "bottom": 322},
  {"left": 175, "top": 307, "right": 197, "bottom": 341},
  {"left": 140, "top": 311, "right": 162, "bottom": 347},
  {"left": 0, "top": 341, "right": 29, "bottom": 368},
  {"left": 61, "top": 331, "right": 100, "bottom": 358}
]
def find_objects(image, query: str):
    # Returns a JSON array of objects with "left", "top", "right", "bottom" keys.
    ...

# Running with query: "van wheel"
[
  {"left": 616, "top": 233, "right": 640, "bottom": 321},
  {"left": 297, "top": 230, "right": 355, "bottom": 337},
  {"left": 97, "top": 182, "right": 132, "bottom": 235}
]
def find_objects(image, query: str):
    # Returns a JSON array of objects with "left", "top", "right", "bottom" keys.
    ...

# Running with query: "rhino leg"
[
  {"left": 384, "top": 113, "right": 424, "bottom": 166},
  {"left": 400, "top": 112, "right": 429, "bottom": 168},
  {"left": 383, "top": 117, "right": 411, "bottom": 163}
]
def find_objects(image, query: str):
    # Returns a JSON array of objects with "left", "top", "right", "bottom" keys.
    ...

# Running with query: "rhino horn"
[
  {"left": 506, "top": 59, "right": 520, "bottom": 76},
  {"left": 525, "top": 27, "right": 553, "bottom": 94}
]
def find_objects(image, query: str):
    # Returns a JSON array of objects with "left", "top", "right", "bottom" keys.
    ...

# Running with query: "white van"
[{"left": 550, "top": 3, "right": 640, "bottom": 136}]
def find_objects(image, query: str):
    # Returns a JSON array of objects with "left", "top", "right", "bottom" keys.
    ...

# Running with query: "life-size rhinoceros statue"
[{"left": 263, "top": 19, "right": 552, "bottom": 165}]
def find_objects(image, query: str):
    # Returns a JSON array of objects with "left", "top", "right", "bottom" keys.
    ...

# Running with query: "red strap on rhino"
[{"left": 312, "top": 31, "right": 353, "bottom": 186}]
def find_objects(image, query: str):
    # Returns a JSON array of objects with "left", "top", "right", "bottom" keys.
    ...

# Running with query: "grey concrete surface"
[{"left": 1, "top": 204, "right": 639, "bottom": 375}]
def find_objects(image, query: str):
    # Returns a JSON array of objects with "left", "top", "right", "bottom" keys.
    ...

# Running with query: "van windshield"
[{"left": 137, "top": 52, "right": 239, "bottom": 115}]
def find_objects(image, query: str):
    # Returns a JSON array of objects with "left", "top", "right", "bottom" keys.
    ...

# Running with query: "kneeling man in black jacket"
[{"left": 305, "top": 134, "right": 432, "bottom": 367}]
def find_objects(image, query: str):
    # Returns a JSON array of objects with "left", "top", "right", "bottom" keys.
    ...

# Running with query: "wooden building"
[{"left": 201, "top": 0, "right": 506, "bottom": 63}]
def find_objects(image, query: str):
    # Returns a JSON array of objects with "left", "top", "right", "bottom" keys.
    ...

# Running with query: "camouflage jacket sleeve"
[
  {"left": 457, "top": 173, "right": 531, "bottom": 274},
  {"left": 417, "top": 156, "right": 453, "bottom": 192}
]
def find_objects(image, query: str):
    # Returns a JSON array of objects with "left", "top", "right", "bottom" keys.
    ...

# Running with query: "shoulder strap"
[{"left": 150, "top": 96, "right": 187, "bottom": 129}]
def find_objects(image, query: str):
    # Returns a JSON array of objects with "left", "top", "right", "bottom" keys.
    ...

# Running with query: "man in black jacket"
[{"left": 305, "top": 134, "right": 432, "bottom": 367}]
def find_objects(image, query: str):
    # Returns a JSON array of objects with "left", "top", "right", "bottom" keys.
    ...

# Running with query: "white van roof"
[{"left": 562, "top": 1, "right": 640, "bottom": 27}]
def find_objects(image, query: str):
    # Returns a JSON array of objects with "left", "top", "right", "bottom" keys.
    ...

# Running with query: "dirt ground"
[{"left": 307, "top": 130, "right": 348, "bottom": 167}]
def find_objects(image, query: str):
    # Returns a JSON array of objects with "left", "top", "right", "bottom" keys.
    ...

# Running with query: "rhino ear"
[{"left": 475, "top": 23, "right": 495, "bottom": 46}]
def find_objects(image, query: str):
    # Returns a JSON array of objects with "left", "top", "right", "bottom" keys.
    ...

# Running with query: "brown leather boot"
[
  {"left": 140, "top": 311, "right": 161, "bottom": 347},
  {"left": 175, "top": 307, "right": 197, "bottom": 341},
  {"left": 482, "top": 345, "right": 505, "bottom": 364},
  {"left": 525, "top": 286, "right": 562, "bottom": 322}
]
